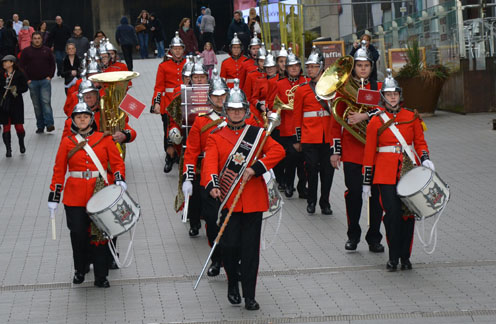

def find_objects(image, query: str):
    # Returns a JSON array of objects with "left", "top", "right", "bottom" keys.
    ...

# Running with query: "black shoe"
[
  {"left": 46, "top": 125, "right": 55, "bottom": 132},
  {"left": 109, "top": 259, "right": 119, "bottom": 270},
  {"left": 163, "top": 154, "right": 174, "bottom": 173},
  {"left": 277, "top": 183, "right": 285, "bottom": 191},
  {"left": 3, "top": 132, "right": 12, "bottom": 157},
  {"left": 17, "top": 132, "right": 26, "bottom": 154},
  {"left": 306, "top": 202, "right": 316, "bottom": 214},
  {"left": 284, "top": 186, "right": 294, "bottom": 198},
  {"left": 321, "top": 205, "right": 333, "bottom": 215},
  {"left": 400, "top": 258, "right": 412, "bottom": 270},
  {"left": 227, "top": 283, "right": 241, "bottom": 305},
  {"left": 345, "top": 240, "right": 358, "bottom": 251},
  {"left": 73, "top": 272, "right": 85, "bottom": 284},
  {"left": 207, "top": 261, "right": 221, "bottom": 277},
  {"left": 189, "top": 227, "right": 199, "bottom": 237},
  {"left": 35, "top": 128, "right": 44, "bottom": 134},
  {"left": 386, "top": 260, "right": 398, "bottom": 272},
  {"left": 368, "top": 243, "right": 385, "bottom": 253},
  {"left": 244, "top": 298, "right": 260, "bottom": 310},
  {"left": 94, "top": 277, "right": 110, "bottom": 288}
]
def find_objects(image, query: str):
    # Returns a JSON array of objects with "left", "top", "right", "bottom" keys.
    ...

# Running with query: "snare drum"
[
  {"left": 86, "top": 185, "right": 141, "bottom": 238},
  {"left": 397, "top": 166, "right": 450, "bottom": 219}
]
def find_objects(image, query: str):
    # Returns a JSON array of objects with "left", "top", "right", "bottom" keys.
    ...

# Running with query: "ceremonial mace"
[{"left": 193, "top": 109, "right": 282, "bottom": 290}]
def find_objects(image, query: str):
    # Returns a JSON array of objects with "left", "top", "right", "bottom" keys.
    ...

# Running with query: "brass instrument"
[
  {"left": 315, "top": 56, "right": 369, "bottom": 144},
  {"left": 89, "top": 71, "right": 140, "bottom": 159},
  {"left": 265, "top": 85, "right": 296, "bottom": 130}
]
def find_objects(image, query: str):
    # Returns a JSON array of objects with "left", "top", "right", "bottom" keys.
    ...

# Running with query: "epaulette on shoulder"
[{"left": 210, "top": 125, "right": 224, "bottom": 134}]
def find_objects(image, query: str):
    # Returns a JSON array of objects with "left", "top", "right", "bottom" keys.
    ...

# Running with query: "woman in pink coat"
[{"left": 18, "top": 20, "right": 35, "bottom": 51}]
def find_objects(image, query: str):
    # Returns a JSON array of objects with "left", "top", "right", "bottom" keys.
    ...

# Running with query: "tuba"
[
  {"left": 89, "top": 71, "right": 140, "bottom": 159},
  {"left": 315, "top": 56, "right": 369, "bottom": 144}
]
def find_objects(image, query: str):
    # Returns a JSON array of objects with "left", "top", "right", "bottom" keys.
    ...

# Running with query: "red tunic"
[
  {"left": 267, "top": 75, "right": 308, "bottom": 137},
  {"left": 182, "top": 110, "right": 224, "bottom": 179},
  {"left": 363, "top": 108, "right": 429, "bottom": 185},
  {"left": 50, "top": 132, "right": 126, "bottom": 206},
  {"left": 220, "top": 55, "right": 246, "bottom": 89},
  {"left": 245, "top": 70, "right": 267, "bottom": 123},
  {"left": 152, "top": 58, "right": 186, "bottom": 115},
  {"left": 201, "top": 125, "right": 285, "bottom": 213},
  {"left": 293, "top": 82, "right": 332, "bottom": 144},
  {"left": 241, "top": 57, "right": 257, "bottom": 91},
  {"left": 330, "top": 81, "right": 383, "bottom": 164}
]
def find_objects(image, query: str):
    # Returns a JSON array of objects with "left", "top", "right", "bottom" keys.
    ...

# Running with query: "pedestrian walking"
[
  {"left": 199, "top": 42, "right": 217, "bottom": 78},
  {"left": 19, "top": 32, "right": 56, "bottom": 134},
  {"left": 18, "top": 20, "right": 35, "bottom": 52},
  {"left": 62, "top": 43, "right": 80, "bottom": 95},
  {"left": 12, "top": 14, "right": 22, "bottom": 35},
  {"left": 200, "top": 8, "right": 216, "bottom": 52},
  {"left": 179, "top": 18, "right": 198, "bottom": 55},
  {"left": 227, "top": 11, "right": 250, "bottom": 53},
  {"left": 47, "top": 16, "right": 71, "bottom": 77},
  {"left": 135, "top": 10, "right": 150, "bottom": 59},
  {"left": 115, "top": 16, "right": 139, "bottom": 71},
  {"left": 67, "top": 25, "right": 90, "bottom": 60},
  {"left": 0, "top": 55, "right": 28, "bottom": 157},
  {"left": 37, "top": 21, "right": 50, "bottom": 46},
  {"left": 0, "top": 20, "right": 18, "bottom": 57},
  {"left": 149, "top": 13, "right": 165, "bottom": 58}
]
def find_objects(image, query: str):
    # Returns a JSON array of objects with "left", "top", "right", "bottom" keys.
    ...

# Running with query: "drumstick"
[
  {"left": 182, "top": 195, "right": 190, "bottom": 223},
  {"left": 50, "top": 210, "right": 57, "bottom": 240}
]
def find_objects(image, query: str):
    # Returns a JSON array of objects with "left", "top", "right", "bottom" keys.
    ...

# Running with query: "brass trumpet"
[{"left": 315, "top": 56, "right": 369, "bottom": 144}]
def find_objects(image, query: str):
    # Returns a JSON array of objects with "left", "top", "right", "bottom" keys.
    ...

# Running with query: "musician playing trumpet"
[
  {"left": 362, "top": 71, "right": 434, "bottom": 271},
  {"left": 330, "top": 42, "right": 384, "bottom": 253}
]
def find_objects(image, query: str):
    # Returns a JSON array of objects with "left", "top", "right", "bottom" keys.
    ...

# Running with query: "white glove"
[
  {"left": 182, "top": 180, "right": 193, "bottom": 197},
  {"left": 48, "top": 202, "right": 59, "bottom": 214},
  {"left": 362, "top": 185, "right": 371, "bottom": 201},
  {"left": 116, "top": 180, "right": 127, "bottom": 191},
  {"left": 422, "top": 159, "right": 435, "bottom": 171}
]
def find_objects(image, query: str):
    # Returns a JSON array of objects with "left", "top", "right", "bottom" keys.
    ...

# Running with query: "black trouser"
[
  {"left": 201, "top": 186, "right": 222, "bottom": 263},
  {"left": 378, "top": 185, "right": 415, "bottom": 262},
  {"left": 271, "top": 130, "right": 285, "bottom": 185},
  {"left": 161, "top": 113, "right": 171, "bottom": 154},
  {"left": 188, "top": 178, "right": 202, "bottom": 230},
  {"left": 221, "top": 210, "right": 262, "bottom": 299},
  {"left": 343, "top": 162, "right": 383, "bottom": 244},
  {"left": 280, "top": 135, "right": 307, "bottom": 191},
  {"left": 201, "top": 32, "right": 216, "bottom": 52},
  {"left": 64, "top": 205, "right": 109, "bottom": 279},
  {"left": 121, "top": 44, "right": 134, "bottom": 71},
  {"left": 302, "top": 142, "right": 334, "bottom": 206}
]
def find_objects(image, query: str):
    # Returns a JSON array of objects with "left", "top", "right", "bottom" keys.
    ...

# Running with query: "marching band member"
[
  {"left": 104, "top": 39, "right": 129, "bottom": 71},
  {"left": 247, "top": 50, "right": 278, "bottom": 125},
  {"left": 151, "top": 31, "right": 187, "bottom": 173},
  {"left": 48, "top": 98, "right": 126, "bottom": 288},
  {"left": 241, "top": 32, "right": 262, "bottom": 89},
  {"left": 293, "top": 46, "right": 334, "bottom": 215},
  {"left": 244, "top": 44, "right": 267, "bottom": 124},
  {"left": 267, "top": 49, "right": 308, "bottom": 197},
  {"left": 202, "top": 80, "right": 285, "bottom": 310},
  {"left": 220, "top": 33, "right": 246, "bottom": 89},
  {"left": 330, "top": 43, "right": 385, "bottom": 253},
  {"left": 362, "top": 71, "right": 433, "bottom": 271},
  {"left": 182, "top": 69, "right": 228, "bottom": 275},
  {"left": 275, "top": 44, "right": 288, "bottom": 76}
]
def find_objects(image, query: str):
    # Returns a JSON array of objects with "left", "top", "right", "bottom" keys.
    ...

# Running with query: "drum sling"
[{"left": 216, "top": 125, "right": 264, "bottom": 221}]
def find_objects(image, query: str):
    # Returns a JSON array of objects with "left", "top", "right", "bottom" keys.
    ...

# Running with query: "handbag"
[
  {"left": 135, "top": 24, "right": 146, "bottom": 33},
  {"left": 0, "top": 71, "right": 15, "bottom": 111}
]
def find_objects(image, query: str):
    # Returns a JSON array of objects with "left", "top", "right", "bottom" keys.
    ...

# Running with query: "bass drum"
[
  {"left": 86, "top": 185, "right": 141, "bottom": 238},
  {"left": 262, "top": 170, "right": 283, "bottom": 220},
  {"left": 396, "top": 166, "right": 450, "bottom": 219}
]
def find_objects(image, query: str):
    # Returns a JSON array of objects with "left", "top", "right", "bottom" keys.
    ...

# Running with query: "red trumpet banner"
[
  {"left": 356, "top": 89, "right": 381, "bottom": 106},
  {"left": 119, "top": 94, "right": 146, "bottom": 119}
]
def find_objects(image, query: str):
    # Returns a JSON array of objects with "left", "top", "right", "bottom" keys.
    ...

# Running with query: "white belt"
[
  {"left": 377, "top": 145, "right": 413, "bottom": 153},
  {"left": 226, "top": 79, "right": 236, "bottom": 83},
  {"left": 165, "top": 88, "right": 174, "bottom": 93},
  {"left": 303, "top": 110, "right": 330, "bottom": 118},
  {"left": 69, "top": 171, "right": 100, "bottom": 179}
]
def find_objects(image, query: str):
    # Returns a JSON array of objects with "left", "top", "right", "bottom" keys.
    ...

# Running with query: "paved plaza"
[{"left": 0, "top": 58, "right": 495, "bottom": 324}]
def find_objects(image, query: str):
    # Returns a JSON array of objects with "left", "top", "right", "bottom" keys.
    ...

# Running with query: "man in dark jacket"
[
  {"left": 115, "top": 16, "right": 139, "bottom": 71},
  {"left": 227, "top": 11, "right": 250, "bottom": 53},
  {"left": 47, "top": 16, "right": 71, "bottom": 77},
  {"left": 149, "top": 14, "right": 165, "bottom": 58},
  {"left": 20, "top": 32, "right": 56, "bottom": 133},
  {"left": 0, "top": 20, "right": 18, "bottom": 57},
  {"left": 67, "top": 25, "right": 90, "bottom": 60}
]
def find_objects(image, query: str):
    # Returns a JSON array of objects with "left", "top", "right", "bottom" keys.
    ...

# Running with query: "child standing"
[{"left": 200, "top": 42, "right": 217, "bottom": 79}]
